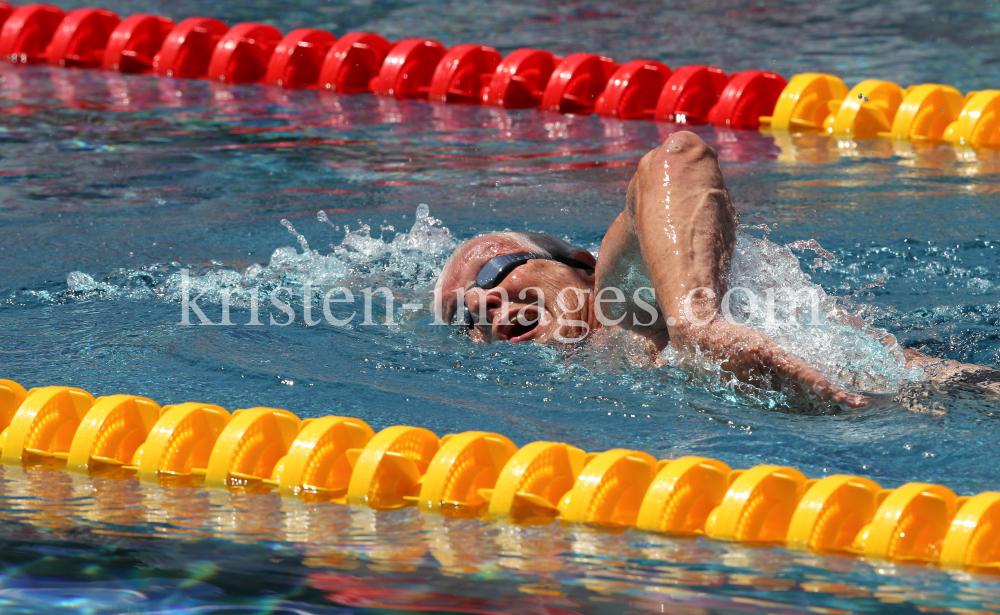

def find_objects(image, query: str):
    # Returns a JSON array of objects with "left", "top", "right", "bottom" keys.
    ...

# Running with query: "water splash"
[
  {"left": 785, "top": 238, "right": 836, "bottom": 271},
  {"left": 725, "top": 230, "right": 918, "bottom": 394},
  {"left": 563, "top": 229, "right": 918, "bottom": 407},
  {"left": 64, "top": 204, "right": 458, "bottom": 310},
  {"left": 59, "top": 212, "right": 918, "bottom": 401},
  {"left": 280, "top": 219, "right": 312, "bottom": 255}
]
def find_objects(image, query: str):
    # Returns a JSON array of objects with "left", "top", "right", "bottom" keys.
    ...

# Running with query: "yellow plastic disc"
[
  {"left": 785, "top": 474, "right": 881, "bottom": 553},
  {"left": 346, "top": 425, "right": 439, "bottom": 510},
  {"left": 416, "top": 430, "right": 518, "bottom": 518},
  {"left": 943, "top": 89, "right": 1000, "bottom": 148},
  {"left": 485, "top": 441, "right": 589, "bottom": 522},
  {"left": 828, "top": 79, "right": 904, "bottom": 139},
  {"left": 131, "top": 402, "right": 231, "bottom": 478},
  {"left": 890, "top": 84, "right": 965, "bottom": 142},
  {"left": 767, "top": 73, "right": 848, "bottom": 132},
  {"left": 204, "top": 407, "right": 301, "bottom": 488},
  {"left": 1, "top": 386, "right": 94, "bottom": 466},
  {"left": 635, "top": 456, "right": 732, "bottom": 534},
  {"left": 66, "top": 394, "right": 161, "bottom": 474},
  {"left": 557, "top": 448, "right": 658, "bottom": 527},
  {"left": 0, "top": 380, "right": 27, "bottom": 437},
  {"left": 270, "top": 415, "right": 375, "bottom": 498},
  {"left": 940, "top": 491, "right": 1000, "bottom": 569},
  {"left": 704, "top": 465, "right": 808, "bottom": 543},
  {"left": 851, "top": 482, "right": 958, "bottom": 562}
]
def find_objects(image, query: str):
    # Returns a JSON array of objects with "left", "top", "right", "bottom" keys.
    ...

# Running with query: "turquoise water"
[{"left": 2, "top": 0, "right": 1000, "bottom": 612}]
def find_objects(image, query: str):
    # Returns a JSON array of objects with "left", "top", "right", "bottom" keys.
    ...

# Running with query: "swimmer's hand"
[{"left": 671, "top": 318, "right": 867, "bottom": 408}]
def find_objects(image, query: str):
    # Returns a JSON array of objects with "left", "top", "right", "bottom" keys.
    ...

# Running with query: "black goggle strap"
[
  {"left": 473, "top": 253, "right": 536, "bottom": 289},
  {"left": 473, "top": 252, "right": 594, "bottom": 290}
]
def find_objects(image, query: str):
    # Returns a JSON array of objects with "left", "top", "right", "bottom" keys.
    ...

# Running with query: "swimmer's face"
[{"left": 436, "top": 233, "right": 597, "bottom": 344}]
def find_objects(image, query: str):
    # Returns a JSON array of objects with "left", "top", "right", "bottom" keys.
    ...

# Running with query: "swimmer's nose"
[{"left": 463, "top": 287, "right": 505, "bottom": 323}]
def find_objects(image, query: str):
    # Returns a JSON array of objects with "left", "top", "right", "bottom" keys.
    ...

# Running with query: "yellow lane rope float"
[
  {"left": 762, "top": 72, "right": 997, "bottom": 148},
  {"left": 0, "top": 379, "right": 997, "bottom": 572}
]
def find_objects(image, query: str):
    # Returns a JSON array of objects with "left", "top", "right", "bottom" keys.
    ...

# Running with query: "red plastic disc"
[
  {"left": 46, "top": 8, "right": 120, "bottom": 68},
  {"left": 706, "top": 69, "right": 787, "bottom": 130},
  {"left": 102, "top": 14, "right": 174, "bottom": 73},
  {"left": 317, "top": 32, "right": 390, "bottom": 94},
  {"left": 207, "top": 22, "right": 283, "bottom": 84},
  {"left": 264, "top": 28, "right": 336, "bottom": 88},
  {"left": 0, "top": 4, "right": 66, "bottom": 64},
  {"left": 594, "top": 59, "right": 672, "bottom": 119},
  {"left": 0, "top": 4, "right": 13, "bottom": 29},
  {"left": 428, "top": 43, "right": 501, "bottom": 104},
  {"left": 653, "top": 65, "right": 729, "bottom": 124},
  {"left": 153, "top": 17, "right": 228, "bottom": 78},
  {"left": 481, "top": 48, "right": 558, "bottom": 109},
  {"left": 540, "top": 52, "right": 618, "bottom": 114},
  {"left": 370, "top": 38, "right": 446, "bottom": 99}
]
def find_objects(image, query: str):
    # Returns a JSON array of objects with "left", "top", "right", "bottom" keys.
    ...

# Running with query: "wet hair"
[{"left": 434, "top": 231, "right": 588, "bottom": 323}]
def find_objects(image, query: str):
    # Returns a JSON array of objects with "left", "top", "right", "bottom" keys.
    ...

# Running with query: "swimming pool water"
[{"left": 1, "top": 0, "right": 1000, "bottom": 613}]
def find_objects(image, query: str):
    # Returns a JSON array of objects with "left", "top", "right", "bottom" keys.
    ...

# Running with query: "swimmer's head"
[{"left": 435, "top": 232, "right": 598, "bottom": 344}]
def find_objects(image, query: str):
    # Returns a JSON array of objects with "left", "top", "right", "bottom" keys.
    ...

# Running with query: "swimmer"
[{"left": 435, "top": 131, "right": 996, "bottom": 406}]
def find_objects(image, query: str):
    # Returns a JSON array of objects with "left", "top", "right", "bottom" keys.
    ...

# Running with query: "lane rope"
[
  {"left": 0, "top": 3, "right": 995, "bottom": 147},
  {"left": 0, "top": 380, "right": 997, "bottom": 572}
]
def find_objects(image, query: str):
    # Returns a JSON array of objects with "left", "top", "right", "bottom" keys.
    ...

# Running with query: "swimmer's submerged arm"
[{"left": 622, "top": 132, "right": 864, "bottom": 406}]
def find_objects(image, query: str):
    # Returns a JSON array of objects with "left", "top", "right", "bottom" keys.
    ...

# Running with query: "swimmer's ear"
[{"left": 570, "top": 249, "right": 597, "bottom": 269}]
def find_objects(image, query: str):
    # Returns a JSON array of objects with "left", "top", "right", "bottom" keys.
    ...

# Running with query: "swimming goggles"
[{"left": 462, "top": 252, "right": 595, "bottom": 327}]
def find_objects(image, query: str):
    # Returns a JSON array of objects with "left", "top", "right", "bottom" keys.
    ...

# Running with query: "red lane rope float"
[
  {"left": 264, "top": 27, "right": 336, "bottom": 89},
  {"left": 101, "top": 14, "right": 174, "bottom": 73},
  {"left": 45, "top": 6, "right": 118, "bottom": 68},
  {"left": 370, "top": 37, "right": 446, "bottom": 99},
  {"left": 206, "top": 22, "right": 282, "bottom": 84},
  {"left": 594, "top": 59, "right": 672, "bottom": 120},
  {"left": 9, "top": 3, "right": 1000, "bottom": 148},
  {"left": 0, "top": 3, "right": 65, "bottom": 64},
  {"left": 481, "top": 47, "right": 558, "bottom": 108},
  {"left": 152, "top": 16, "right": 227, "bottom": 79},
  {"left": 428, "top": 43, "right": 501, "bottom": 104},
  {"left": 541, "top": 52, "right": 617, "bottom": 114},
  {"left": 707, "top": 69, "right": 788, "bottom": 129},
  {"left": 317, "top": 31, "right": 390, "bottom": 94},
  {"left": 654, "top": 65, "right": 730, "bottom": 125}
]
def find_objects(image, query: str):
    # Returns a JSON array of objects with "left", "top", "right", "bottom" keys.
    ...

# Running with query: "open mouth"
[{"left": 493, "top": 306, "right": 542, "bottom": 343}]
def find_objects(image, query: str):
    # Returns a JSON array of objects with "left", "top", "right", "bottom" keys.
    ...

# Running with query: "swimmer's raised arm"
[{"left": 596, "top": 132, "right": 864, "bottom": 407}]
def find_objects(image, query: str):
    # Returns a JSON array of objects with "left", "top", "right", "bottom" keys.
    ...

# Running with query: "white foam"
[
  {"left": 64, "top": 204, "right": 458, "bottom": 309},
  {"left": 723, "top": 229, "right": 918, "bottom": 394}
]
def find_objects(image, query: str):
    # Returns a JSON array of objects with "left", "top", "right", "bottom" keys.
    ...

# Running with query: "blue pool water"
[{"left": 2, "top": 0, "right": 1000, "bottom": 612}]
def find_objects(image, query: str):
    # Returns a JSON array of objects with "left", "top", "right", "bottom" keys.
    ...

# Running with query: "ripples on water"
[
  {"left": 2, "top": 465, "right": 1000, "bottom": 615},
  {"left": 2, "top": 0, "right": 1000, "bottom": 612}
]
